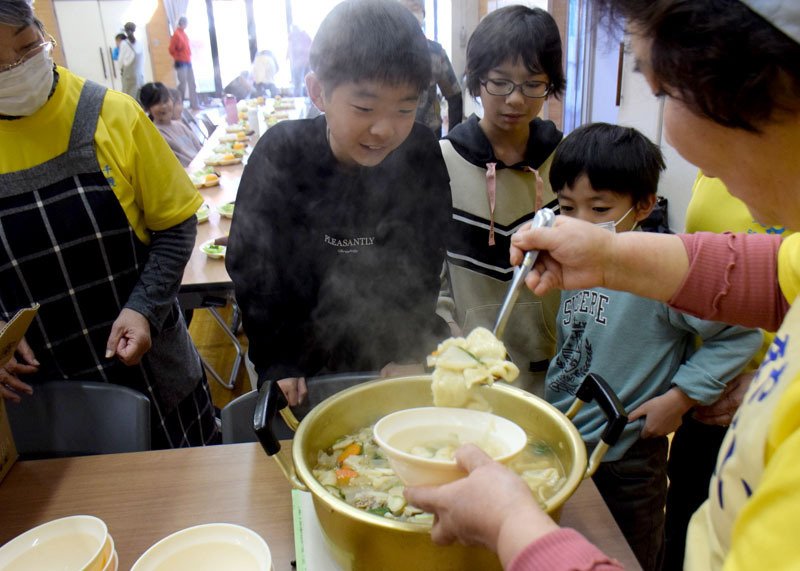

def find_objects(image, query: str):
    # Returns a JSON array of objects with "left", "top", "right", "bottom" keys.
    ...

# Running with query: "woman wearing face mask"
[
  {"left": 118, "top": 21, "right": 144, "bottom": 99},
  {"left": 0, "top": 0, "right": 219, "bottom": 449}
]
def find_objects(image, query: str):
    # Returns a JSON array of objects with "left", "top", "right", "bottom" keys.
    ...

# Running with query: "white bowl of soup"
[
  {"left": 373, "top": 406, "right": 527, "bottom": 486},
  {"left": 130, "top": 523, "right": 271, "bottom": 571},
  {"left": 0, "top": 515, "right": 111, "bottom": 571}
]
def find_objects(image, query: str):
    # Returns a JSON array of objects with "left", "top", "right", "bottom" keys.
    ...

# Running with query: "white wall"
[
  {"left": 602, "top": 38, "right": 697, "bottom": 233},
  {"left": 586, "top": 21, "right": 620, "bottom": 126}
]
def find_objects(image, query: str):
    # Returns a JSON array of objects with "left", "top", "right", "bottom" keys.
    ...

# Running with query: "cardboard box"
[
  {"left": 0, "top": 400, "right": 18, "bottom": 483},
  {"left": 0, "top": 305, "right": 39, "bottom": 484}
]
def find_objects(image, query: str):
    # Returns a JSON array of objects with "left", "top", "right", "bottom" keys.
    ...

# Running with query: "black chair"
[
  {"left": 221, "top": 372, "right": 378, "bottom": 444},
  {"left": 6, "top": 380, "right": 151, "bottom": 459}
]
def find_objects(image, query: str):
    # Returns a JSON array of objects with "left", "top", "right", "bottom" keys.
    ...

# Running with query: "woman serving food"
[
  {"left": 0, "top": 0, "right": 218, "bottom": 448},
  {"left": 405, "top": 1, "right": 800, "bottom": 569}
]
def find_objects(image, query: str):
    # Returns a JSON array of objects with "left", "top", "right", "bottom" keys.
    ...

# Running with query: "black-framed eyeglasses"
[
  {"left": 0, "top": 36, "right": 57, "bottom": 74},
  {"left": 481, "top": 78, "right": 552, "bottom": 99}
]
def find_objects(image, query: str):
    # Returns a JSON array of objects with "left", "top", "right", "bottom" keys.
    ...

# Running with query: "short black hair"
[
  {"left": 115, "top": 33, "right": 127, "bottom": 41},
  {"left": 167, "top": 87, "right": 182, "bottom": 104},
  {"left": 139, "top": 82, "right": 170, "bottom": 112},
  {"left": 309, "top": 0, "right": 431, "bottom": 93},
  {"left": 465, "top": 5, "right": 565, "bottom": 99},
  {"left": 550, "top": 122, "right": 665, "bottom": 204},
  {"left": 595, "top": 0, "right": 800, "bottom": 132}
]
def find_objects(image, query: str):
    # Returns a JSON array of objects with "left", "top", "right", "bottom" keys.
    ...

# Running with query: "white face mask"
[
  {"left": 0, "top": 48, "right": 55, "bottom": 117},
  {"left": 594, "top": 206, "right": 635, "bottom": 232}
]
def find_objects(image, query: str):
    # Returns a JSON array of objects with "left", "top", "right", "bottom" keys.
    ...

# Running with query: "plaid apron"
[{"left": 0, "top": 80, "right": 218, "bottom": 448}]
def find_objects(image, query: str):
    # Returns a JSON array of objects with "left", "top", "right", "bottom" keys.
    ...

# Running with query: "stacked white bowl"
[{"left": 0, "top": 515, "right": 117, "bottom": 570}]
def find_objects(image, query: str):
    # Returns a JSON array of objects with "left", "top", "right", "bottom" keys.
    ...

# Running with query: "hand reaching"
[
  {"left": 0, "top": 335, "right": 38, "bottom": 402},
  {"left": 105, "top": 308, "right": 152, "bottom": 366},
  {"left": 693, "top": 370, "right": 756, "bottom": 426},
  {"left": 278, "top": 377, "right": 307, "bottom": 406}
]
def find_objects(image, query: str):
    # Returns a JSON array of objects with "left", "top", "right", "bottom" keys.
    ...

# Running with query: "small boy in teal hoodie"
[{"left": 545, "top": 123, "right": 762, "bottom": 571}]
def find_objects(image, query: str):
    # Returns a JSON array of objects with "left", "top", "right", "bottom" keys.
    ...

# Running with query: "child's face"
[
  {"left": 479, "top": 58, "right": 549, "bottom": 138},
  {"left": 149, "top": 99, "right": 173, "bottom": 126},
  {"left": 557, "top": 175, "right": 652, "bottom": 232},
  {"left": 172, "top": 99, "right": 184, "bottom": 121},
  {"left": 309, "top": 77, "right": 419, "bottom": 167}
]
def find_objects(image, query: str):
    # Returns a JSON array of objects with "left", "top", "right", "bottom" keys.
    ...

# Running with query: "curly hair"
[{"left": 595, "top": 0, "right": 800, "bottom": 131}]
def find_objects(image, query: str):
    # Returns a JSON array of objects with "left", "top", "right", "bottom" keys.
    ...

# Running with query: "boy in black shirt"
[{"left": 227, "top": 0, "right": 451, "bottom": 405}]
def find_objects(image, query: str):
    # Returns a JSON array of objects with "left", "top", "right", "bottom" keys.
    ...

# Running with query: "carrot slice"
[
  {"left": 337, "top": 442, "right": 362, "bottom": 465},
  {"left": 335, "top": 468, "right": 359, "bottom": 485}
]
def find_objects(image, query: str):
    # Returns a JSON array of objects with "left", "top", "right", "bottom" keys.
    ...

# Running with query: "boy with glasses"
[{"left": 437, "top": 5, "right": 565, "bottom": 397}]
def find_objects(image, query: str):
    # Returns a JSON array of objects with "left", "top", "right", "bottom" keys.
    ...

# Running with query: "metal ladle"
[{"left": 492, "top": 207, "right": 556, "bottom": 340}]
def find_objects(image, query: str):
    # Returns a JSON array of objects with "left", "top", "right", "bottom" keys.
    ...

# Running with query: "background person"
[
  {"left": 251, "top": 50, "right": 279, "bottom": 98},
  {"left": 0, "top": 0, "right": 218, "bottom": 448},
  {"left": 168, "top": 16, "right": 199, "bottom": 110},
  {"left": 398, "top": 0, "right": 462, "bottom": 137},
  {"left": 139, "top": 82, "right": 202, "bottom": 167},
  {"left": 118, "top": 21, "right": 144, "bottom": 100},
  {"left": 287, "top": 24, "right": 311, "bottom": 97},
  {"left": 168, "top": 86, "right": 208, "bottom": 144},
  {"left": 111, "top": 32, "right": 126, "bottom": 61}
]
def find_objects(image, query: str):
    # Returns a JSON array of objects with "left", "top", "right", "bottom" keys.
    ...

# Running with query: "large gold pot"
[{"left": 255, "top": 374, "right": 624, "bottom": 571}]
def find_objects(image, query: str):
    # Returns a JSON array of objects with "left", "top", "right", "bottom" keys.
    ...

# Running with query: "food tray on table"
[
  {"left": 218, "top": 132, "right": 250, "bottom": 143},
  {"left": 200, "top": 239, "right": 226, "bottom": 259},
  {"left": 216, "top": 202, "right": 235, "bottom": 218},
  {"left": 195, "top": 204, "right": 211, "bottom": 223},
  {"left": 191, "top": 168, "right": 220, "bottom": 188},
  {"left": 204, "top": 153, "right": 243, "bottom": 167}
]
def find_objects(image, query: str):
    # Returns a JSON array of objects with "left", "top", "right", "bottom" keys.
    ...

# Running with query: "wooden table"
[
  {"left": 180, "top": 135, "right": 244, "bottom": 294},
  {"left": 181, "top": 97, "right": 308, "bottom": 293},
  {"left": 0, "top": 443, "right": 641, "bottom": 570}
]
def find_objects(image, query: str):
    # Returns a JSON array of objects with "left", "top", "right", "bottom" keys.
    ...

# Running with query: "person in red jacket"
[{"left": 168, "top": 16, "right": 199, "bottom": 110}]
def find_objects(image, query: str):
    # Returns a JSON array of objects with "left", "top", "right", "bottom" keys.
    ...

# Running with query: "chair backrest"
[
  {"left": 6, "top": 381, "right": 151, "bottom": 459},
  {"left": 221, "top": 390, "right": 260, "bottom": 444},
  {"left": 221, "top": 372, "right": 378, "bottom": 444},
  {"left": 195, "top": 110, "right": 218, "bottom": 138}
]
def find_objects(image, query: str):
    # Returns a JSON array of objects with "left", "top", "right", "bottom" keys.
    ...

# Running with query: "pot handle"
[
  {"left": 564, "top": 373, "right": 628, "bottom": 478},
  {"left": 254, "top": 380, "right": 308, "bottom": 491}
]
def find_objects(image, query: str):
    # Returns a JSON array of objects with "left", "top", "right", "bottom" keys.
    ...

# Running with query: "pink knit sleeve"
[
  {"left": 668, "top": 232, "right": 788, "bottom": 331},
  {"left": 507, "top": 529, "right": 623, "bottom": 571}
]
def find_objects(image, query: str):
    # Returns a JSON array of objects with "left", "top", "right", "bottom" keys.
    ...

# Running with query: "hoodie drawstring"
[
  {"left": 486, "top": 162, "right": 497, "bottom": 246},
  {"left": 523, "top": 166, "right": 545, "bottom": 213},
  {"left": 485, "top": 164, "right": 545, "bottom": 246}
]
